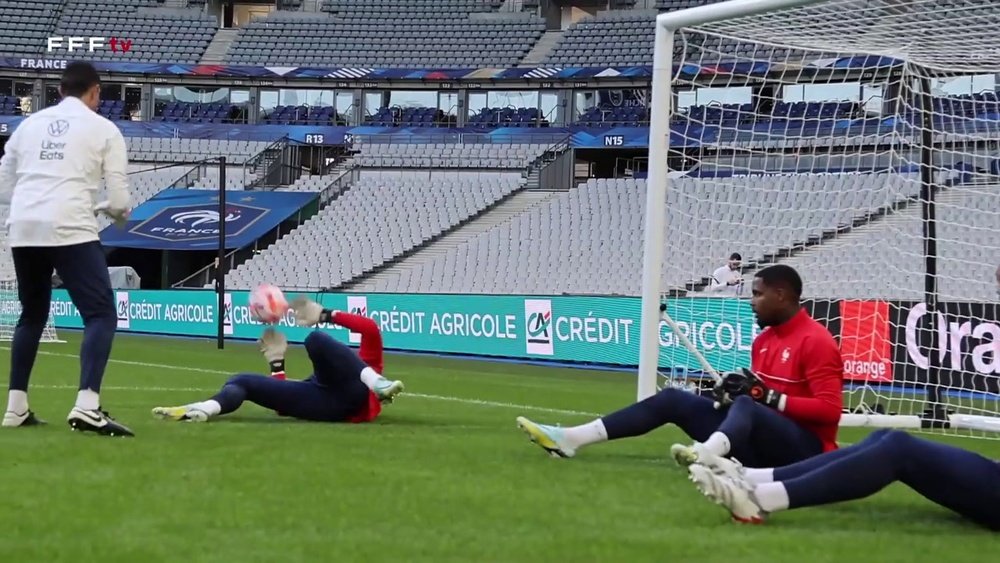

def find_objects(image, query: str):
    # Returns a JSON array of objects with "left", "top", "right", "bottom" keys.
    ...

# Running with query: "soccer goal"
[
  {"left": 640, "top": 0, "right": 1000, "bottom": 436},
  {"left": 0, "top": 242, "right": 62, "bottom": 343}
]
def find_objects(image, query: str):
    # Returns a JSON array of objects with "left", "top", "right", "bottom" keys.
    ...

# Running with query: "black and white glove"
[{"left": 713, "top": 368, "right": 784, "bottom": 410}]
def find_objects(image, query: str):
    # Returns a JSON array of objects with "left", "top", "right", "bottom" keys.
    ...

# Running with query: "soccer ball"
[{"left": 249, "top": 283, "right": 289, "bottom": 324}]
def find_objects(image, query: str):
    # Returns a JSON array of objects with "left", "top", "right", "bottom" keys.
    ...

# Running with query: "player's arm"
[
  {"left": 717, "top": 337, "right": 842, "bottom": 423},
  {"left": 99, "top": 126, "right": 131, "bottom": 219},
  {"left": 0, "top": 128, "right": 21, "bottom": 206},
  {"left": 780, "top": 337, "right": 843, "bottom": 423},
  {"left": 289, "top": 297, "right": 385, "bottom": 373},
  {"left": 706, "top": 269, "right": 727, "bottom": 292},
  {"left": 330, "top": 311, "right": 384, "bottom": 373}
]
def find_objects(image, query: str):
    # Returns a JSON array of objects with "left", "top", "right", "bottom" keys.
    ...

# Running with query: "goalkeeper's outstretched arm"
[{"left": 288, "top": 297, "right": 385, "bottom": 373}]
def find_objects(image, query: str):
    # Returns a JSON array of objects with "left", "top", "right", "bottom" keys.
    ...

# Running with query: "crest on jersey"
[{"left": 781, "top": 348, "right": 791, "bottom": 363}]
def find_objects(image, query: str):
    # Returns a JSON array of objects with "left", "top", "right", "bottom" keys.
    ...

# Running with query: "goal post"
[
  {"left": 640, "top": 0, "right": 1000, "bottom": 437},
  {"left": 639, "top": 0, "right": 825, "bottom": 401}
]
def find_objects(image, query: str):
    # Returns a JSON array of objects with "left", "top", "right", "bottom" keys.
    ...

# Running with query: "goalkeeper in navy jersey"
[
  {"left": 152, "top": 298, "right": 403, "bottom": 423},
  {"left": 516, "top": 265, "right": 844, "bottom": 470},
  {"left": 688, "top": 429, "right": 1000, "bottom": 530}
]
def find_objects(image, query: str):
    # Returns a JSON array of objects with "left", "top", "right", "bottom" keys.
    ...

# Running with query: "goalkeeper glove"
[
  {"left": 289, "top": 296, "right": 341, "bottom": 327},
  {"left": 95, "top": 201, "right": 130, "bottom": 227},
  {"left": 258, "top": 328, "right": 288, "bottom": 380},
  {"left": 713, "top": 368, "right": 785, "bottom": 410}
]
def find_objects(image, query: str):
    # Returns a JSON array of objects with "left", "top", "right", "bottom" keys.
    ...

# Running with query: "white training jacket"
[{"left": 0, "top": 96, "right": 131, "bottom": 247}]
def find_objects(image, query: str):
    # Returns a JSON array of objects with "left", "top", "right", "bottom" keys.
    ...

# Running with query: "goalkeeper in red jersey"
[
  {"left": 688, "top": 429, "right": 1000, "bottom": 529},
  {"left": 516, "top": 265, "right": 843, "bottom": 471},
  {"left": 152, "top": 298, "right": 403, "bottom": 423}
]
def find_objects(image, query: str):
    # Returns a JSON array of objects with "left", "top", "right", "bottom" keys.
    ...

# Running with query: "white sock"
[
  {"left": 75, "top": 389, "right": 100, "bottom": 411},
  {"left": 6, "top": 390, "right": 28, "bottom": 414},
  {"left": 754, "top": 482, "right": 790, "bottom": 512},
  {"left": 190, "top": 400, "right": 221, "bottom": 417},
  {"left": 702, "top": 431, "right": 732, "bottom": 456},
  {"left": 359, "top": 367, "right": 386, "bottom": 390},
  {"left": 561, "top": 419, "right": 608, "bottom": 449},
  {"left": 744, "top": 468, "right": 775, "bottom": 485}
]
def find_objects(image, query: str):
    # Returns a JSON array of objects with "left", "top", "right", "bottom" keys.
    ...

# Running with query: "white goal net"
[
  {"left": 0, "top": 231, "right": 61, "bottom": 343},
  {"left": 645, "top": 0, "right": 1000, "bottom": 436}
]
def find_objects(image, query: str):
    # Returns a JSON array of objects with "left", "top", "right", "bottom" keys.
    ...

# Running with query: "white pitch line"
[{"left": 11, "top": 348, "right": 601, "bottom": 418}]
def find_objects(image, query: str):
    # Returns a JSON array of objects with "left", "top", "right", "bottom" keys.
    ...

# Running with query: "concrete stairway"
[
  {"left": 200, "top": 28, "right": 239, "bottom": 64},
  {"left": 519, "top": 30, "right": 563, "bottom": 66}
]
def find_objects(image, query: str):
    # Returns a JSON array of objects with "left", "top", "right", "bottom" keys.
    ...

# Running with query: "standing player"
[
  {"left": 687, "top": 429, "right": 1000, "bottom": 530},
  {"left": 0, "top": 62, "right": 133, "bottom": 436},
  {"left": 707, "top": 252, "right": 744, "bottom": 296},
  {"left": 152, "top": 298, "right": 403, "bottom": 423},
  {"left": 516, "top": 265, "right": 843, "bottom": 470}
]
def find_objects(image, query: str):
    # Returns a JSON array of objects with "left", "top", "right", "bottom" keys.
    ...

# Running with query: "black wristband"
[
  {"left": 319, "top": 309, "right": 334, "bottom": 324},
  {"left": 268, "top": 359, "right": 285, "bottom": 374}
]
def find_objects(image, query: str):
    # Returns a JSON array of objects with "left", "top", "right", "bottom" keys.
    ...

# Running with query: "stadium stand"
[
  {"left": 366, "top": 106, "right": 447, "bottom": 127},
  {"left": 467, "top": 107, "right": 546, "bottom": 127},
  {"left": 542, "top": 3, "right": 840, "bottom": 68},
  {"left": 97, "top": 99, "right": 127, "bottom": 121},
  {"left": 358, "top": 174, "right": 924, "bottom": 296},
  {"left": 190, "top": 166, "right": 252, "bottom": 191},
  {"left": 778, "top": 183, "right": 1000, "bottom": 302},
  {"left": 542, "top": 9, "right": 659, "bottom": 68},
  {"left": 52, "top": 2, "right": 216, "bottom": 63},
  {"left": 223, "top": 171, "right": 524, "bottom": 290},
  {"left": 226, "top": 3, "right": 545, "bottom": 68},
  {"left": 0, "top": 0, "right": 63, "bottom": 57},
  {"left": 126, "top": 138, "right": 272, "bottom": 164},
  {"left": 0, "top": 95, "right": 24, "bottom": 116},
  {"left": 264, "top": 105, "right": 347, "bottom": 126},
  {"left": 354, "top": 142, "right": 551, "bottom": 169},
  {"left": 154, "top": 102, "right": 240, "bottom": 124},
  {"left": 95, "top": 165, "right": 186, "bottom": 229},
  {"left": 275, "top": 174, "right": 338, "bottom": 193}
]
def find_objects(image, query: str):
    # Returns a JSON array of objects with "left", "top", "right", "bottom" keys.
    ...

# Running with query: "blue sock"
[
  {"left": 79, "top": 313, "right": 116, "bottom": 393},
  {"left": 9, "top": 314, "right": 47, "bottom": 392}
]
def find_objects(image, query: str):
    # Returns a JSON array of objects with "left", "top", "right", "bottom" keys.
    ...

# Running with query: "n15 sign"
[{"left": 604, "top": 135, "right": 625, "bottom": 147}]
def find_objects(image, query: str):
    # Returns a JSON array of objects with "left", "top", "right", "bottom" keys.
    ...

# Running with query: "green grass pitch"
[{"left": 0, "top": 332, "right": 996, "bottom": 562}]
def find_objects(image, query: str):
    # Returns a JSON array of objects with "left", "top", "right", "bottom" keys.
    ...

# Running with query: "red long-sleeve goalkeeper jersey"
[
  {"left": 332, "top": 312, "right": 384, "bottom": 423},
  {"left": 751, "top": 308, "right": 843, "bottom": 452}
]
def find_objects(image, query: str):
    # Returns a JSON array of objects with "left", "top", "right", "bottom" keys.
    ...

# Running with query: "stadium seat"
[
  {"left": 226, "top": 2, "right": 545, "bottom": 69},
  {"left": 223, "top": 171, "right": 524, "bottom": 290}
]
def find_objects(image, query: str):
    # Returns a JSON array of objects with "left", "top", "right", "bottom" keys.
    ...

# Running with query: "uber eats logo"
[{"left": 40, "top": 119, "right": 69, "bottom": 160}]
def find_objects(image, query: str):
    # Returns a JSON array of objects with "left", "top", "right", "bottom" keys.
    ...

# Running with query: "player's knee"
[
  {"left": 225, "top": 373, "right": 256, "bottom": 388},
  {"left": 866, "top": 428, "right": 894, "bottom": 442},
  {"left": 304, "top": 330, "right": 331, "bottom": 349},
  {"left": 18, "top": 304, "right": 49, "bottom": 326},
  {"left": 880, "top": 429, "right": 914, "bottom": 450},
  {"left": 650, "top": 387, "right": 703, "bottom": 411},
  {"left": 730, "top": 395, "right": 756, "bottom": 409},
  {"left": 78, "top": 294, "right": 116, "bottom": 323}
]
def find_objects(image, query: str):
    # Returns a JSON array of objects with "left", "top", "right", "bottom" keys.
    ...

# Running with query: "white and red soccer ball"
[{"left": 249, "top": 283, "right": 289, "bottom": 324}]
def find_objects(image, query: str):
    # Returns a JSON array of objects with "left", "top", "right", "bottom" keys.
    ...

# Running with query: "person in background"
[
  {"left": 995, "top": 263, "right": 999, "bottom": 298},
  {"left": 708, "top": 252, "right": 744, "bottom": 296}
]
